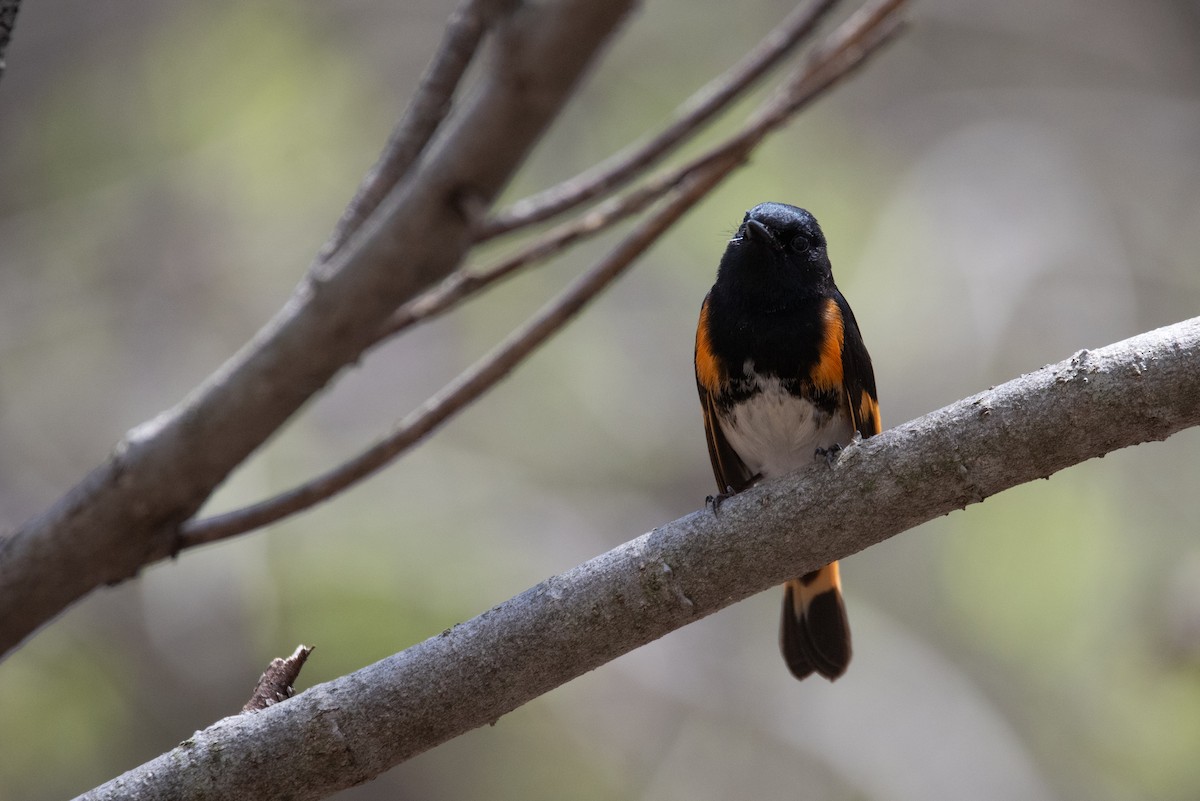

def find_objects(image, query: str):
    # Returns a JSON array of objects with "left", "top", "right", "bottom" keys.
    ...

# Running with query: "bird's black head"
[{"left": 714, "top": 203, "right": 834, "bottom": 302}]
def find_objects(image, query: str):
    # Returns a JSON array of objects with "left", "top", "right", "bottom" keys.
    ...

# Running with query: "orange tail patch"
[{"left": 780, "top": 562, "right": 852, "bottom": 681}]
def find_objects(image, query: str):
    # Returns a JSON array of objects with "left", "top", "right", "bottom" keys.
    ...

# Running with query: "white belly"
[{"left": 719, "top": 377, "right": 853, "bottom": 480}]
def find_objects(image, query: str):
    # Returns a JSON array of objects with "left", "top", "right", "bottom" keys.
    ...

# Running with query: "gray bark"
[{"left": 76, "top": 317, "right": 1200, "bottom": 801}]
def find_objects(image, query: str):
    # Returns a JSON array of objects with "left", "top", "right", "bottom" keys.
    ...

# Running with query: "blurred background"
[{"left": 2, "top": 0, "right": 1199, "bottom": 799}]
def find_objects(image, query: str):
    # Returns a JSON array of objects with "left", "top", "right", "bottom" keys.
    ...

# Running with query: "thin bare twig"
[
  {"left": 319, "top": 0, "right": 507, "bottom": 261},
  {"left": 375, "top": 0, "right": 907, "bottom": 340},
  {"left": 378, "top": 186, "right": 660, "bottom": 339},
  {"left": 759, "top": 0, "right": 907, "bottom": 126},
  {"left": 179, "top": 0, "right": 908, "bottom": 548},
  {"left": 478, "top": 0, "right": 839, "bottom": 241}
]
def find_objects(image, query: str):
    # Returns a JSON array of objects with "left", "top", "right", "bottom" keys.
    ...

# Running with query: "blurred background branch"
[
  {"left": 0, "top": 0, "right": 639, "bottom": 661},
  {"left": 318, "top": 0, "right": 505, "bottom": 261},
  {"left": 0, "top": 0, "right": 19, "bottom": 83},
  {"left": 179, "top": 0, "right": 906, "bottom": 548},
  {"left": 476, "top": 0, "right": 838, "bottom": 240},
  {"left": 77, "top": 317, "right": 1200, "bottom": 801}
]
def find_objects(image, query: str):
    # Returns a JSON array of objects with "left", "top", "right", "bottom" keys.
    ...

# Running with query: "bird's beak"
[{"left": 744, "top": 219, "right": 781, "bottom": 250}]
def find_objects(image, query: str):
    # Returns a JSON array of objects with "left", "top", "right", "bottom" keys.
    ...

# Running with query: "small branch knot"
[{"left": 242, "top": 645, "right": 315, "bottom": 713}]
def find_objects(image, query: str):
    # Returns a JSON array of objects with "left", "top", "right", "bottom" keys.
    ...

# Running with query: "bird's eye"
[{"left": 790, "top": 235, "right": 811, "bottom": 253}]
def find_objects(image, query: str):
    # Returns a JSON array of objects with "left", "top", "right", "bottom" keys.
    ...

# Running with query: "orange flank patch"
[
  {"left": 694, "top": 297, "right": 723, "bottom": 392},
  {"left": 810, "top": 298, "right": 845, "bottom": 391}
]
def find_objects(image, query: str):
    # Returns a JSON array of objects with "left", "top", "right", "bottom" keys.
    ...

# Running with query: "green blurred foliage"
[
  {"left": 2, "top": 1, "right": 1199, "bottom": 800},
  {"left": 940, "top": 471, "right": 1125, "bottom": 671}
]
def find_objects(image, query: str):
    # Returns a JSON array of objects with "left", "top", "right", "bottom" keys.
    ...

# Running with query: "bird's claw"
[{"left": 706, "top": 485, "right": 737, "bottom": 514}]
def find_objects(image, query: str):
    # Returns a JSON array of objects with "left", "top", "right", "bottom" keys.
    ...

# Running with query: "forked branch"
[
  {"left": 179, "top": 0, "right": 908, "bottom": 548},
  {"left": 0, "top": 0, "right": 638, "bottom": 660}
]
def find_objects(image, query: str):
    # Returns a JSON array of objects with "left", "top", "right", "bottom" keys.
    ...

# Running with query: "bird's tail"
[{"left": 780, "top": 562, "right": 852, "bottom": 681}]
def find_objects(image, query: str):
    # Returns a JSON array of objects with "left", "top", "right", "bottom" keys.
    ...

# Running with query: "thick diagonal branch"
[
  {"left": 0, "top": 0, "right": 637, "bottom": 660},
  {"left": 76, "top": 318, "right": 1200, "bottom": 801}
]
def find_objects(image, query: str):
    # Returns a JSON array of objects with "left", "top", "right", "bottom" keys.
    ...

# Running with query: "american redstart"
[{"left": 695, "top": 202, "right": 880, "bottom": 681}]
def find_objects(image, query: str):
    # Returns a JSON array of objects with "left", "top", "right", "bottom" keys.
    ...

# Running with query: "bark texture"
[{"left": 76, "top": 317, "right": 1200, "bottom": 801}]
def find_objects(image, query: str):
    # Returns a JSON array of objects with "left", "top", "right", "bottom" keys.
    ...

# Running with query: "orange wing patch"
[
  {"left": 809, "top": 297, "right": 845, "bottom": 391},
  {"left": 858, "top": 390, "right": 882, "bottom": 437}
]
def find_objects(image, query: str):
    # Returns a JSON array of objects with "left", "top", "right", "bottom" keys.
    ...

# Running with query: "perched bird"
[{"left": 694, "top": 202, "right": 880, "bottom": 681}]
